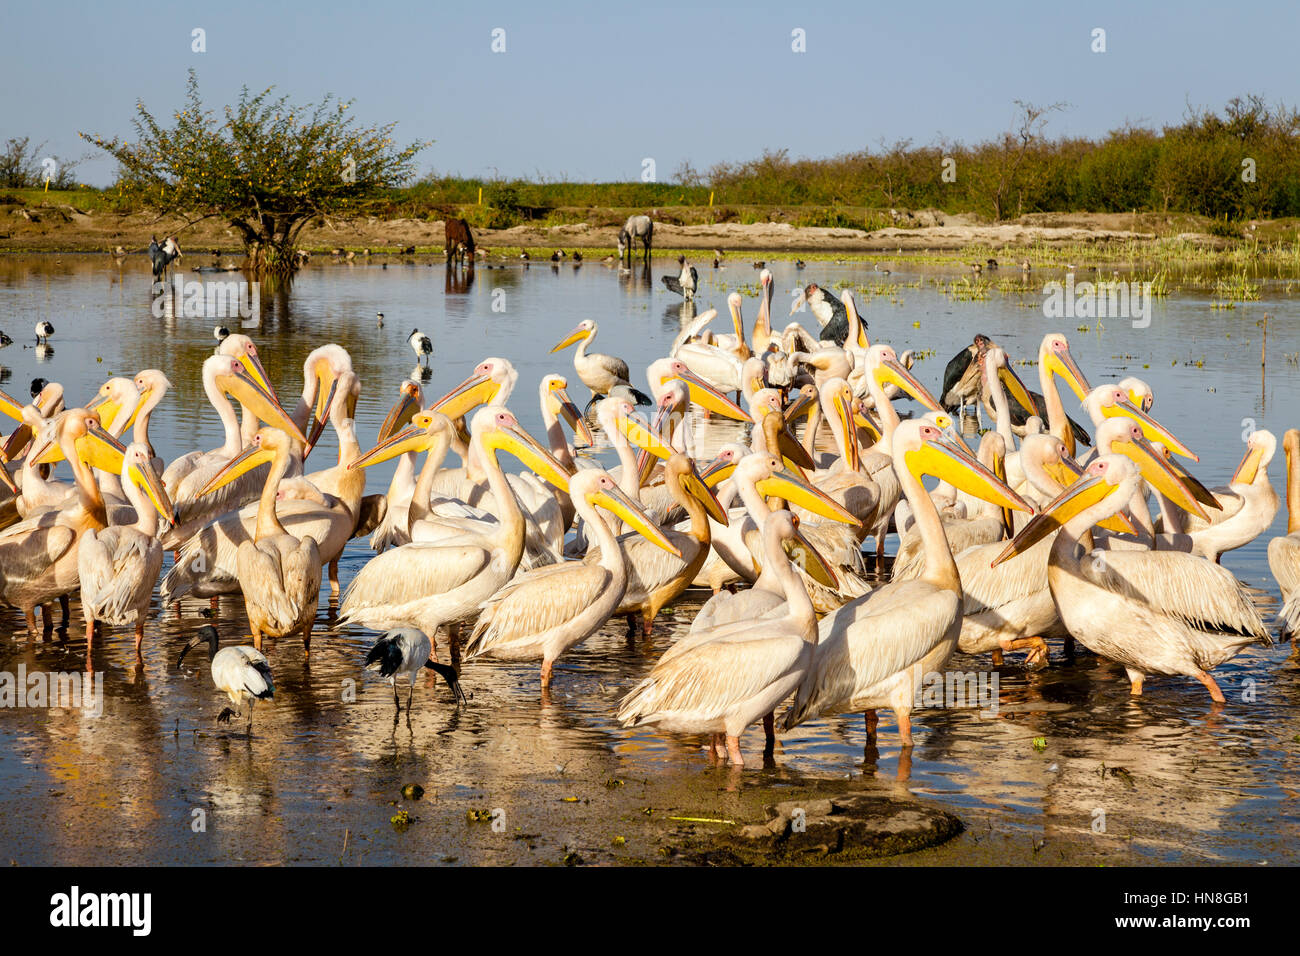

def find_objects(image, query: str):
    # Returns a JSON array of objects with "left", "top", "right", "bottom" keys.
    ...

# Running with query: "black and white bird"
[
  {"left": 661, "top": 254, "right": 698, "bottom": 299},
  {"left": 213, "top": 325, "right": 230, "bottom": 344},
  {"left": 34, "top": 320, "right": 54, "bottom": 344},
  {"left": 148, "top": 235, "right": 182, "bottom": 282},
  {"left": 365, "top": 627, "right": 466, "bottom": 724},
  {"left": 0, "top": 329, "right": 11, "bottom": 348},
  {"left": 572, "top": 251, "right": 583, "bottom": 264},
  {"left": 941, "top": 333, "right": 995, "bottom": 418},
  {"left": 407, "top": 328, "right": 433, "bottom": 365},
  {"left": 178, "top": 625, "right": 275, "bottom": 735},
  {"left": 550, "top": 249, "right": 567, "bottom": 262},
  {"left": 29, "top": 377, "right": 47, "bottom": 399},
  {"left": 376, "top": 311, "right": 385, "bottom": 328},
  {"left": 792, "top": 283, "right": 848, "bottom": 345}
]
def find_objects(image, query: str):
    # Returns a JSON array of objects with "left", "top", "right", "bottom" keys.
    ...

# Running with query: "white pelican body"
[
  {"left": 995, "top": 455, "right": 1269, "bottom": 701},
  {"left": 1268, "top": 429, "right": 1300, "bottom": 635},
  {"left": 784, "top": 420, "right": 1031, "bottom": 745}
]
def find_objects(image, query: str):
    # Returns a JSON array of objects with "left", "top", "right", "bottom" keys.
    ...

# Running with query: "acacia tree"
[{"left": 83, "top": 71, "right": 427, "bottom": 275}]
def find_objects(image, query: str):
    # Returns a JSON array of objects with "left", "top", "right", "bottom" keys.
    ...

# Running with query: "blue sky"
[{"left": 4, "top": 0, "right": 1296, "bottom": 186}]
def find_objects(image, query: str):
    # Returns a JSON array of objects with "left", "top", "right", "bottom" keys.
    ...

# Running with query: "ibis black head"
[
  {"left": 424, "top": 659, "right": 468, "bottom": 706},
  {"left": 30, "top": 377, "right": 48, "bottom": 399},
  {"left": 178, "top": 625, "right": 221, "bottom": 667}
]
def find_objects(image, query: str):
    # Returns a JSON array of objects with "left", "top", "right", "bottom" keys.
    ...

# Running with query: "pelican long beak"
[
  {"left": 905, "top": 437, "right": 1033, "bottom": 517},
  {"left": 128, "top": 457, "right": 176, "bottom": 523},
  {"left": 590, "top": 483, "right": 679, "bottom": 556},
  {"left": 237, "top": 347, "right": 274, "bottom": 397},
  {"left": 1156, "top": 448, "right": 1221, "bottom": 510},
  {"left": 550, "top": 326, "right": 589, "bottom": 352},
  {"left": 0, "top": 389, "right": 26, "bottom": 424},
  {"left": 852, "top": 404, "right": 883, "bottom": 445},
  {"left": 1116, "top": 433, "right": 1209, "bottom": 521},
  {"left": 1, "top": 423, "right": 33, "bottom": 462},
  {"left": 785, "top": 522, "right": 837, "bottom": 588},
  {"left": 997, "top": 364, "right": 1036, "bottom": 413},
  {"left": 783, "top": 390, "right": 817, "bottom": 423},
  {"left": 616, "top": 410, "right": 675, "bottom": 461},
  {"left": 0, "top": 464, "right": 16, "bottom": 494},
  {"left": 1232, "top": 442, "right": 1267, "bottom": 486},
  {"left": 1043, "top": 453, "right": 1135, "bottom": 534},
  {"left": 681, "top": 462, "right": 728, "bottom": 525},
  {"left": 553, "top": 386, "right": 594, "bottom": 447},
  {"left": 992, "top": 472, "right": 1115, "bottom": 566},
  {"left": 219, "top": 367, "right": 308, "bottom": 447},
  {"left": 700, "top": 455, "right": 737, "bottom": 488},
  {"left": 377, "top": 383, "right": 422, "bottom": 444},
  {"left": 665, "top": 367, "right": 751, "bottom": 422},
  {"left": 349, "top": 417, "right": 444, "bottom": 470},
  {"left": 431, "top": 371, "right": 501, "bottom": 421},
  {"left": 875, "top": 358, "right": 943, "bottom": 411},
  {"left": 1101, "top": 399, "right": 1198, "bottom": 461},
  {"left": 1045, "top": 346, "right": 1092, "bottom": 401},
  {"left": 304, "top": 376, "right": 339, "bottom": 454},
  {"left": 755, "top": 470, "right": 860, "bottom": 526},
  {"left": 833, "top": 388, "right": 860, "bottom": 473},
  {"left": 482, "top": 422, "right": 572, "bottom": 494},
  {"left": 197, "top": 442, "right": 274, "bottom": 497},
  {"left": 76, "top": 421, "right": 128, "bottom": 474}
]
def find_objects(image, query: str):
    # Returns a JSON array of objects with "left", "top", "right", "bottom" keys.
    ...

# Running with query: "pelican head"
[
  {"left": 1038, "top": 333, "right": 1092, "bottom": 401},
  {"left": 1084, "top": 384, "right": 1197, "bottom": 461},
  {"left": 209, "top": 355, "right": 308, "bottom": 447},
  {"left": 894, "top": 419, "right": 1031, "bottom": 517},
  {"left": 122, "top": 441, "right": 175, "bottom": 523},
  {"left": 432, "top": 357, "right": 517, "bottom": 420},
  {"left": 1117, "top": 376, "right": 1154, "bottom": 412},
  {"left": 350, "top": 408, "right": 456, "bottom": 469},
  {"left": 664, "top": 452, "right": 728, "bottom": 525},
  {"left": 699, "top": 443, "right": 750, "bottom": 488},
  {"left": 300, "top": 344, "right": 355, "bottom": 443},
  {"left": 472, "top": 406, "right": 572, "bottom": 493},
  {"left": 32, "top": 408, "right": 126, "bottom": 474},
  {"left": 217, "top": 334, "right": 274, "bottom": 396},
  {"left": 541, "top": 374, "right": 593, "bottom": 447},
  {"left": 85, "top": 377, "right": 142, "bottom": 435},
  {"left": 551, "top": 320, "right": 596, "bottom": 352},
  {"left": 822, "top": 377, "right": 860, "bottom": 473},
  {"left": 1233, "top": 427, "right": 1277, "bottom": 487},
  {"left": 569, "top": 469, "right": 679, "bottom": 556},
  {"left": 1094, "top": 417, "right": 1209, "bottom": 520},
  {"left": 197, "top": 426, "right": 301, "bottom": 497},
  {"left": 983, "top": 347, "right": 1035, "bottom": 412},
  {"left": 721, "top": 451, "right": 859, "bottom": 526},
  {"left": 867, "top": 344, "right": 943, "bottom": 410},
  {"left": 994, "top": 455, "right": 1139, "bottom": 566},
  {"left": 378, "top": 380, "right": 424, "bottom": 444},
  {"left": 648, "top": 357, "right": 751, "bottom": 422},
  {"left": 598, "top": 396, "right": 674, "bottom": 462}
]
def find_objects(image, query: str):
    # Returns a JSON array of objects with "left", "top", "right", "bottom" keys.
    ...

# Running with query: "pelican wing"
[
  {"left": 618, "top": 626, "right": 805, "bottom": 726},
  {"left": 78, "top": 528, "right": 162, "bottom": 622},
  {"left": 1268, "top": 534, "right": 1300, "bottom": 633},
  {"left": 784, "top": 581, "right": 961, "bottom": 728},
  {"left": 955, "top": 535, "right": 1052, "bottom": 615},
  {"left": 0, "top": 524, "right": 76, "bottom": 589},
  {"left": 1081, "top": 547, "right": 1268, "bottom": 639},
  {"left": 466, "top": 562, "right": 612, "bottom": 656},
  {"left": 340, "top": 543, "right": 492, "bottom": 618},
  {"left": 238, "top": 537, "right": 321, "bottom": 634}
]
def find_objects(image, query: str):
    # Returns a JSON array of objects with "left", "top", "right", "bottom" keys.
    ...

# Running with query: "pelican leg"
[
  {"left": 210, "top": 596, "right": 219, "bottom": 612},
  {"left": 864, "top": 709, "right": 879, "bottom": 738},
  {"left": 991, "top": 649, "right": 1005, "bottom": 667},
  {"left": 1003, "top": 636, "right": 1048, "bottom": 666},
  {"left": 84, "top": 618, "right": 95, "bottom": 656},
  {"left": 1125, "top": 668, "right": 1144, "bottom": 696},
  {"left": 725, "top": 735, "right": 744, "bottom": 767},
  {"left": 251, "top": 624, "right": 262, "bottom": 653},
  {"left": 762, "top": 712, "right": 775, "bottom": 744},
  {"left": 41, "top": 603, "right": 54, "bottom": 638},
  {"left": 328, "top": 558, "right": 340, "bottom": 596},
  {"left": 896, "top": 710, "right": 914, "bottom": 747},
  {"left": 302, "top": 622, "right": 312, "bottom": 658},
  {"left": 59, "top": 594, "right": 70, "bottom": 627},
  {"left": 134, "top": 623, "right": 145, "bottom": 662},
  {"left": 1194, "top": 669, "right": 1226, "bottom": 704},
  {"left": 23, "top": 605, "right": 40, "bottom": 642},
  {"left": 540, "top": 658, "right": 554, "bottom": 688},
  {"left": 640, "top": 610, "right": 654, "bottom": 639}
]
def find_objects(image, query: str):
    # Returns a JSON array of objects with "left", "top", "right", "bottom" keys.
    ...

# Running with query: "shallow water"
[{"left": 0, "top": 253, "right": 1297, "bottom": 865}]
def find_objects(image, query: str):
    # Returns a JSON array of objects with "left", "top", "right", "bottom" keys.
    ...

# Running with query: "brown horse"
[{"left": 445, "top": 218, "right": 475, "bottom": 264}]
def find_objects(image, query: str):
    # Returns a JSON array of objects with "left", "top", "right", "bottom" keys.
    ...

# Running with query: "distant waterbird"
[
  {"left": 148, "top": 236, "right": 182, "bottom": 282},
  {"left": 408, "top": 329, "right": 433, "bottom": 365},
  {"left": 34, "top": 321, "right": 54, "bottom": 345}
]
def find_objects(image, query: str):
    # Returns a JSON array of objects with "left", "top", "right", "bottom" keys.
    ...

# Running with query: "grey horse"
[{"left": 617, "top": 214, "right": 653, "bottom": 264}]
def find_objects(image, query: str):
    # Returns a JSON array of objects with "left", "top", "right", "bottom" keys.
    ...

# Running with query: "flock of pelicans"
[{"left": 1, "top": 270, "right": 1297, "bottom": 766}]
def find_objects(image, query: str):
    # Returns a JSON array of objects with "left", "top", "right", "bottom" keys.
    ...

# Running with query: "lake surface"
[{"left": 0, "top": 252, "right": 1296, "bottom": 866}]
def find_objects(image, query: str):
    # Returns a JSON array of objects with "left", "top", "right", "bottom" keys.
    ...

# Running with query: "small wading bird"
[
  {"left": 178, "top": 624, "right": 274, "bottom": 734},
  {"left": 365, "top": 627, "right": 467, "bottom": 725},
  {"left": 941, "top": 333, "right": 994, "bottom": 419},
  {"left": 408, "top": 329, "right": 433, "bottom": 365},
  {"left": 661, "top": 255, "right": 698, "bottom": 299},
  {"left": 148, "top": 236, "right": 182, "bottom": 282},
  {"left": 34, "top": 321, "right": 55, "bottom": 345}
]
